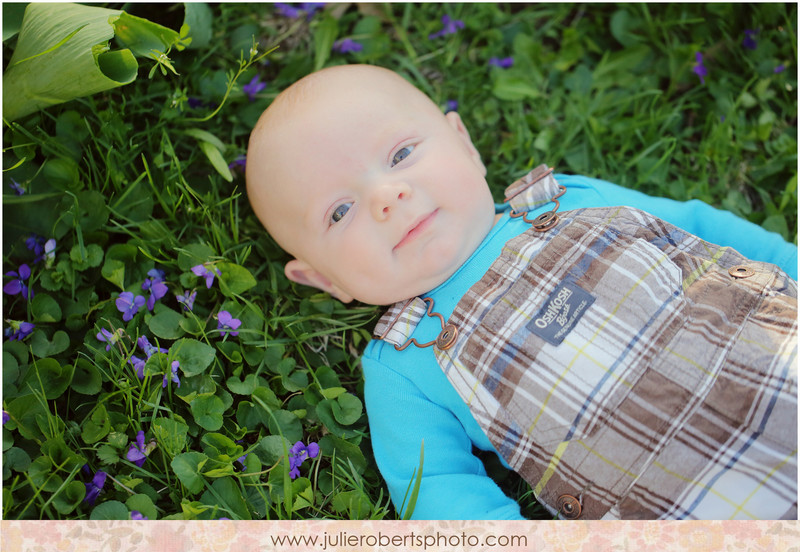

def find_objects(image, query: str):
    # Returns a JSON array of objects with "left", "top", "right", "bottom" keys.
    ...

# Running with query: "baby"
[{"left": 246, "top": 64, "right": 798, "bottom": 520}]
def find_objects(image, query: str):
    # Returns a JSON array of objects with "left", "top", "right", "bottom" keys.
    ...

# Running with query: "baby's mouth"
[{"left": 393, "top": 209, "right": 439, "bottom": 252}]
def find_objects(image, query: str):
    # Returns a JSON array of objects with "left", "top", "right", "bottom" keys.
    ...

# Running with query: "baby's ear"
[
  {"left": 284, "top": 259, "right": 354, "bottom": 303},
  {"left": 445, "top": 111, "right": 486, "bottom": 176}
]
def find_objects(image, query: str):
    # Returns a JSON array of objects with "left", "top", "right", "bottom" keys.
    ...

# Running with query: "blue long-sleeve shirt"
[{"left": 361, "top": 173, "right": 798, "bottom": 520}]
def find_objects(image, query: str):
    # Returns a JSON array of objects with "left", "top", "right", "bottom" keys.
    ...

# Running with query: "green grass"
[{"left": 2, "top": 3, "right": 796, "bottom": 520}]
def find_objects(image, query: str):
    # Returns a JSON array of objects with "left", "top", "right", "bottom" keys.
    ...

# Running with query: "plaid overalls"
[{"left": 374, "top": 166, "right": 798, "bottom": 520}]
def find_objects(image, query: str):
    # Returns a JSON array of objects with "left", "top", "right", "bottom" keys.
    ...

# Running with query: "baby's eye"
[
  {"left": 391, "top": 145, "right": 414, "bottom": 167},
  {"left": 330, "top": 202, "right": 352, "bottom": 224}
]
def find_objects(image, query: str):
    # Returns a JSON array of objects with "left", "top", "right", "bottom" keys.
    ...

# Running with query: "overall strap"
[
  {"left": 374, "top": 164, "right": 563, "bottom": 347},
  {"left": 503, "top": 165, "right": 562, "bottom": 214}
]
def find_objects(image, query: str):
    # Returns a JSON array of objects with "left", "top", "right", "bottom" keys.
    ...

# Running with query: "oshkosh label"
[{"left": 527, "top": 281, "right": 595, "bottom": 345}]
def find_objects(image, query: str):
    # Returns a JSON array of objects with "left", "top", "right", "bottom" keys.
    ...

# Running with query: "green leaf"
[
  {"left": 183, "top": 3, "right": 213, "bottom": 50},
  {"left": 29, "top": 330, "right": 70, "bottom": 359},
  {"left": 171, "top": 451, "right": 209, "bottom": 494},
  {"left": 69, "top": 243, "right": 104, "bottom": 271},
  {"left": 113, "top": 11, "right": 181, "bottom": 59},
  {"left": 53, "top": 480, "right": 85, "bottom": 515},
  {"left": 81, "top": 404, "right": 111, "bottom": 444},
  {"left": 147, "top": 309, "right": 186, "bottom": 340},
  {"left": 41, "top": 436, "right": 84, "bottom": 472},
  {"left": 217, "top": 262, "right": 256, "bottom": 296},
  {"left": 255, "top": 435, "right": 292, "bottom": 464},
  {"left": 152, "top": 417, "right": 189, "bottom": 458},
  {"left": 28, "top": 456, "right": 62, "bottom": 492},
  {"left": 313, "top": 14, "right": 338, "bottom": 71},
  {"left": 170, "top": 338, "right": 216, "bottom": 377},
  {"left": 226, "top": 373, "right": 259, "bottom": 395},
  {"left": 90, "top": 500, "right": 130, "bottom": 520},
  {"left": 4, "top": 447, "right": 32, "bottom": 473},
  {"left": 331, "top": 393, "right": 363, "bottom": 426},
  {"left": 31, "top": 293, "right": 63, "bottom": 323},
  {"left": 200, "top": 476, "right": 251, "bottom": 520},
  {"left": 21, "top": 357, "right": 73, "bottom": 399},
  {"left": 190, "top": 394, "right": 225, "bottom": 431},
  {"left": 4, "top": 3, "right": 133, "bottom": 121},
  {"left": 199, "top": 141, "right": 233, "bottom": 182},
  {"left": 71, "top": 359, "right": 102, "bottom": 395},
  {"left": 126, "top": 493, "right": 158, "bottom": 520},
  {"left": 267, "top": 410, "right": 303, "bottom": 443}
]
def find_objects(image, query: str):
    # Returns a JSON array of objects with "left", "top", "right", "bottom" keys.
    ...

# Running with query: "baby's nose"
[{"left": 370, "top": 181, "right": 412, "bottom": 221}]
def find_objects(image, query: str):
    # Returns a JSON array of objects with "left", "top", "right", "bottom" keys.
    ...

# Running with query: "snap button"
[
  {"left": 436, "top": 324, "right": 458, "bottom": 350},
  {"left": 729, "top": 265, "right": 755, "bottom": 279},
  {"left": 532, "top": 211, "right": 559, "bottom": 232},
  {"left": 557, "top": 494, "right": 582, "bottom": 519}
]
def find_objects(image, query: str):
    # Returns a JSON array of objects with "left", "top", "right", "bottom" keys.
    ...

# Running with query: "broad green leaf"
[
  {"left": 147, "top": 309, "right": 186, "bottom": 340},
  {"left": 227, "top": 373, "right": 259, "bottom": 395},
  {"left": 200, "top": 476, "right": 251, "bottom": 520},
  {"left": 71, "top": 358, "right": 102, "bottom": 395},
  {"left": 81, "top": 404, "right": 111, "bottom": 444},
  {"left": 21, "top": 357, "right": 73, "bottom": 399},
  {"left": 4, "top": 3, "right": 131, "bottom": 121},
  {"left": 31, "top": 293, "right": 62, "bottom": 323},
  {"left": 217, "top": 262, "right": 256, "bottom": 296},
  {"left": 28, "top": 456, "right": 62, "bottom": 492},
  {"left": 170, "top": 338, "right": 215, "bottom": 377},
  {"left": 255, "top": 435, "right": 292, "bottom": 464},
  {"left": 331, "top": 393, "right": 363, "bottom": 426},
  {"left": 171, "top": 451, "right": 209, "bottom": 494},
  {"left": 29, "top": 329, "right": 70, "bottom": 359},
  {"left": 53, "top": 480, "right": 85, "bottom": 515},
  {"left": 183, "top": 3, "right": 213, "bottom": 50},
  {"left": 152, "top": 417, "right": 189, "bottom": 458},
  {"left": 41, "top": 436, "right": 84, "bottom": 472},
  {"left": 190, "top": 394, "right": 225, "bottom": 431},
  {"left": 4, "top": 447, "right": 32, "bottom": 473},
  {"left": 90, "top": 500, "right": 129, "bottom": 520},
  {"left": 267, "top": 410, "right": 302, "bottom": 443},
  {"left": 126, "top": 493, "right": 158, "bottom": 520}
]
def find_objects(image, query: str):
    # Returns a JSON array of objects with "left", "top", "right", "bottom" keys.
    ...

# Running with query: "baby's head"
[{"left": 246, "top": 64, "right": 496, "bottom": 305}]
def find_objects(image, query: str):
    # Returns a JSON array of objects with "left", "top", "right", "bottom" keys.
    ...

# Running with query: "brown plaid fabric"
[{"left": 376, "top": 168, "right": 798, "bottom": 520}]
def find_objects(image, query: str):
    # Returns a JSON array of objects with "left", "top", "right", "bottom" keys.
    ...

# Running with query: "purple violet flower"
[
  {"left": 96, "top": 327, "right": 123, "bottom": 351},
  {"left": 116, "top": 291, "right": 146, "bottom": 321},
  {"left": 130, "top": 511, "right": 149, "bottom": 520},
  {"left": 176, "top": 289, "right": 197, "bottom": 312},
  {"left": 192, "top": 264, "right": 221, "bottom": 288},
  {"left": 243, "top": 76, "right": 267, "bottom": 102},
  {"left": 228, "top": 155, "right": 247, "bottom": 172},
  {"left": 83, "top": 468, "right": 107, "bottom": 505},
  {"left": 742, "top": 29, "right": 758, "bottom": 50},
  {"left": 274, "top": 2, "right": 302, "bottom": 18},
  {"left": 9, "top": 179, "right": 25, "bottom": 195},
  {"left": 142, "top": 269, "right": 168, "bottom": 311},
  {"left": 217, "top": 310, "right": 242, "bottom": 337},
  {"left": 126, "top": 430, "right": 156, "bottom": 467},
  {"left": 275, "top": 2, "right": 324, "bottom": 19},
  {"left": 130, "top": 355, "right": 146, "bottom": 379},
  {"left": 428, "top": 14, "right": 465, "bottom": 39},
  {"left": 489, "top": 56, "right": 514, "bottom": 69},
  {"left": 692, "top": 52, "right": 707, "bottom": 84},
  {"left": 26, "top": 234, "right": 45, "bottom": 257},
  {"left": 2, "top": 411, "right": 9, "bottom": 425},
  {"left": 138, "top": 335, "right": 168, "bottom": 358},
  {"left": 163, "top": 360, "right": 181, "bottom": 388},
  {"left": 4, "top": 264, "right": 32, "bottom": 300},
  {"left": 775, "top": 64, "right": 786, "bottom": 73},
  {"left": 5, "top": 320, "right": 35, "bottom": 342},
  {"left": 333, "top": 38, "right": 363, "bottom": 54},
  {"left": 445, "top": 99, "right": 458, "bottom": 113},
  {"left": 288, "top": 440, "right": 319, "bottom": 479}
]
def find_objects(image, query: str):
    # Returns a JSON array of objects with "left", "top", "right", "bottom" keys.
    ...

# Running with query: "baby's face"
[{"left": 247, "top": 66, "right": 496, "bottom": 305}]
